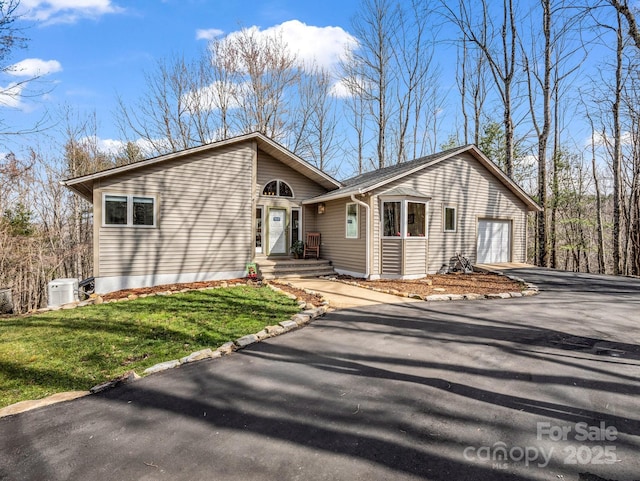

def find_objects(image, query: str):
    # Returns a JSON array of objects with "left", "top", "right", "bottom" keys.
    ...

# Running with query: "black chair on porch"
[{"left": 303, "top": 232, "right": 321, "bottom": 259}]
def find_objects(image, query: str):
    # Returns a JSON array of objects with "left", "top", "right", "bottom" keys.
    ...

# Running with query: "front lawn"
[{"left": 0, "top": 285, "right": 300, "bottom": 408}]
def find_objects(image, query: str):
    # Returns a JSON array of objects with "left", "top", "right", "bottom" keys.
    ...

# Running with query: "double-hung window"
[
  {"left": 104, "top": 194, "right": 157, "bottom": 227},
  {"left": 382, "top": 199, "right": 427, "bottom": 238},
  {"left": 346, "top": 203, "right": 359, "bottom": 238},
  {"left": 444, "top": 206, "right": 457, "bottom": 232}
]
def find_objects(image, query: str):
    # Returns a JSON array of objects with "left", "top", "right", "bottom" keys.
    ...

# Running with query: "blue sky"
[{"left": 0, "top": 0, "right": 364, "bottom": 153}]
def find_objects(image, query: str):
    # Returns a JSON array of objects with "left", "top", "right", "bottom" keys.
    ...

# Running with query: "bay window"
[{"left": 382, "top": 199, "right": 427, "bottom": 238}]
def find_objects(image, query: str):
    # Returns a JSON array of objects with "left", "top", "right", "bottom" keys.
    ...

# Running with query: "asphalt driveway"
[{"left": 1, "top": 269, "right": 639, "bottom": 481}]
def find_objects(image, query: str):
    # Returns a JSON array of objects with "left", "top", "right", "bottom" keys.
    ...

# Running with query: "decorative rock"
[
  {"left": 143, "top": 359, "right": 180, "bottom": 375},
  {"left": 265, "top": 325, "right": 285, "bottom": 336},
  {"left": 180, "top": 348, "right": 215, "bottom": 364},
  {"left": 255, "top": 329, "right": 270, "bottom": 341},
  {"left": 464, "top": 293, "right": 486, "bottom": 301},
  {"left": 408, "top": 293, "right": 423, "bottom": 299},
  {"left": 127, "top": 294, "right": 139, "bottom": 300},
  {"left": 216, "top": 342, "right": 236, "bottom": 355},
  {"left": 94, "top": 296, "right": 104, "bottom": 304},
  {"left": 279, "top": 320, "right": 299, "bottom": 331},
  {"left": 302, "top": 309, "right": 320, "bottom": 319},
  {"left": 508, "top": 292, "right": 523, "bottom": 298},
  {"left": 448, "top": 294, "right": 465, "bottom": 301},
  {"left": 61, "top": 302, "right": 78, "bottom": 309},
  {"left": 426, "top": 294, "right": 451, "bottom": 301},
  {"left": 235, "top": 334, "right": 259, "bottom": 348},
  {"left": 522, "top": 289, "right": 538, "bottom": 297},
  {"left": 90, "top": 381, "right": 116, "bottom": 394},
  {"left": 220, "top": 281, "right": 228, "bottom": 288},
  {"left": 292, "top": 314, "right": 311, "bottom": 326},
  {"left": 486, "top": 293, "right": 511, "bottom": 299},
  {"left": 77, "top": 300, "right": 91, "bottom": 307},
  {"left": 433, "top": 287, "right": 447, "bottom": 292}
]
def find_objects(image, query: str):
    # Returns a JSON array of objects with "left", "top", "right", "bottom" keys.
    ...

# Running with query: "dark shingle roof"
[{"left": 341, "top": 145, "right": 472, "bottom": 192}]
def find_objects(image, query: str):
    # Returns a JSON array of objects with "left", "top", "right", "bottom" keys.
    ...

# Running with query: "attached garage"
[{"left": 477, "top": 219, "right": 512, "bottom": 264}]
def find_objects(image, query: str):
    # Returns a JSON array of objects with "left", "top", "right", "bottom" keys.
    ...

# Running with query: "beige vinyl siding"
[
  {"left": 404, "top": 239, "right": 428, "bottom": 275},
  {"left": 376, "top": 152, "right": 527, "bottom": 272},
  {"left": 95, "top": 142, "right": 253, "bottom": 277},
  {"left": 256, "top": 151, "right": 327, "bottom": 201},
  {"left": 381, "top": 239, "right": 402, "bottom": 275},
  {"left": 315, "top": 198, "right": 367, "bottom": 274}
]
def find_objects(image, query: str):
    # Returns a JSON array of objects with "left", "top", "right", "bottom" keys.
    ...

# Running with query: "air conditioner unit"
[{"left": 48, "top": 278, "right": 79, "bottom": 308}]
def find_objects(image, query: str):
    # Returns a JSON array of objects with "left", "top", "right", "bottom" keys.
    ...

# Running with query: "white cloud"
[
  {"left": 329, "top": 75, "right": 371, "bottom": 99},
  {"left": 196, "top": 28, "right": 224, "bottom": 41},
  {"left": 225, "top": 20, "right": 357, "bottom": 73},
  {"left": 20, "top": 0, "right": 123, "bottom": 24},
  {"left": 7, "top": 58, "right": 62, "bottom": 77},
  {"left": 182, "top": 81, "right": 243, "bottom": 112},
  {"left": 590, "top": 131, "right": 633, "bottom": 147},
  {"left": 0, "top": 83, "right": 27, "bottom": 109}
]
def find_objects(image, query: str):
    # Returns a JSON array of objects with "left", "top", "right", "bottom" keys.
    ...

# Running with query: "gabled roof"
[
  {"left": 304, "top": 144, "right": 541, "bottom": 212},
  {"left": 62, "top": 132, "right": 342, "bottom": 202}
]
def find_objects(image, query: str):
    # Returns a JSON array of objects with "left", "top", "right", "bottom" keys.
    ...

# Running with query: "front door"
[{"left": 268, "top": 208, "right": 287, "bottom": 254}]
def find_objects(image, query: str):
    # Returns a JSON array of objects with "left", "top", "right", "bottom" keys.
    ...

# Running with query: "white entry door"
[
  {"left": 477, "top": 219, "right": 511, "bottom": 264},
  {"left": 268, "top": 209, "right": 287, "bottom": 254}
]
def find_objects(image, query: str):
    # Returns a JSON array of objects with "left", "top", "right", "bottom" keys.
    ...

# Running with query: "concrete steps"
[{"left": 257, "top": 258, "right": 336, "bottom": 280}]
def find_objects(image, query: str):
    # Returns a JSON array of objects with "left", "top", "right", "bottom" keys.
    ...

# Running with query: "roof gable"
[
  {"left": 62, "top": 132, "right": 342, "bottom": 202},
  {"left": 305, "top": 145, "right": 541, "bottom": 212}
]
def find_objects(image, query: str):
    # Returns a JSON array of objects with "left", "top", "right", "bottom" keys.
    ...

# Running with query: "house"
[{"left": 62, "top": 132, "right": 540, "bottom": 293}]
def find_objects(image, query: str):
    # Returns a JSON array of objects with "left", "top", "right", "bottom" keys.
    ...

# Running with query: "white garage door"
[{"left": 477, "top": 220, "right": 511, "bottom": 264}]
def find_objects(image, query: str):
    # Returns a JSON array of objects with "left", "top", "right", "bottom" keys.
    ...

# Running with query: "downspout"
[{"left": 351, "top": 194, "right": 370, "bottom": 278}]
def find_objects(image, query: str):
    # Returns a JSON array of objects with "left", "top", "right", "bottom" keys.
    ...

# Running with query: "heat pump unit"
[{"left": 48, "top": 278, "right": 79, "bottom": 308}]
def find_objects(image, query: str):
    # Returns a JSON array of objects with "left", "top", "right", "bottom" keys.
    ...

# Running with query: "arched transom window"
[{"left": 262, "top": 180, "right": 293, "bottom": 197}]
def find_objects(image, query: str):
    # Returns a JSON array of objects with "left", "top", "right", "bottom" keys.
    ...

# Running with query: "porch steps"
[{"left": 257, "top": 258, "right": 336, "bottom": 280}]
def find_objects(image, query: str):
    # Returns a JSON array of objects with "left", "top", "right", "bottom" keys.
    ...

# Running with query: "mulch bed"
[
  {"left": 100, "top": 278, "right": 324, "bottom": 306},
  {"left": 336, "top": 272, "right": 524, "bottom": 296}
]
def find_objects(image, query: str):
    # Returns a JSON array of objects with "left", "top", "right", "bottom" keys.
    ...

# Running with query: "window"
[
  {"left": 383, "top": 199, "right": 428, "bottom": 238},
  {"left": 262, "top": 180, "right": 293, "bottom": 197},
  {"left": 444, "top": 206, "right": 456, "bottom": 232},
  {"left": 383, "top": 201, "right": 402, "bottom": 236},
  {"left": 291, "top": 208, "right": 301, "bottom": 242},
  {"left": 407, "top": 202, "right": 426, "bottom": 237},
  {"left": 104, "top": 194, "right": 156, "bottom": 227},
  {"left": 346, "top": 203, "right": 358, "bottom": 238},
  {"left": 104, "top": 195, "right": 127, "bottom": 225}
]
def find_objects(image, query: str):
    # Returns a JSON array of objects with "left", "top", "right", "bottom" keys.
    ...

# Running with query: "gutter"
[{"left": 350, "top": 194, "right": 370, "bottom": 279}]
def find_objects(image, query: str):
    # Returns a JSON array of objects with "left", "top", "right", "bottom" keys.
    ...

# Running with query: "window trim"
[
  {"left": 261, "top": 179, "right": 295, "bottom": 198},
  {"left": 381, "top": 198, "right": 428, "bottom": 239},
  {"left": 345, "top": 202, "right": 359, "bottom": 239},
  {"left": 443, "top": 205, "right": 457, "bottom": 233},
  {"left": 103, "top": 193, "right": 157, "bottom": 228}
]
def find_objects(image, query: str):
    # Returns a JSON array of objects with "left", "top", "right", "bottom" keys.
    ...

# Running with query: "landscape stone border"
[
  {"left": 321, "top": 270, "right": 539, "bottom": 301},
  {"left": 0, "top": 281, "right": 330, "bottom": 417}
]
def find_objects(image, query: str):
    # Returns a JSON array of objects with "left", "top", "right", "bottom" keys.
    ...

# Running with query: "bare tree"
[
  {"left": 608, "top": 0, "right": 640, "bottom": 49},
  {"left": 226, "top": 27, "right": 299, "bottom": 141},
  {"left": 290, "top": 64, "right": 340, "bottom": 173},
  {"left": 443, "top": 0, "right": 520, "bottom": 177},
  {"left": 345, "top": 0, "right": 399, "bottom": 169},
  {"left": 457, "top": 37, "right": 488, "bottom": 145}
]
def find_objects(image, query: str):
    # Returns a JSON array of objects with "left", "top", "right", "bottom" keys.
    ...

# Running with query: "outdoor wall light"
[{"left": 318, "top": 203, "right": 326, "bottom": 214}]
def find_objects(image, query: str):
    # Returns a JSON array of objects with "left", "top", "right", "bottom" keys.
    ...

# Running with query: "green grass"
[{"left": 0, "top": 285, "right": 300, "bottom": 408}]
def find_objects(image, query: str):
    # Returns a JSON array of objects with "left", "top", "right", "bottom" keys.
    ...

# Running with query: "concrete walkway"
[{"left": 284, "top": 278, "right": 422, "bottom": 309}]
